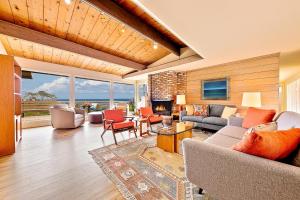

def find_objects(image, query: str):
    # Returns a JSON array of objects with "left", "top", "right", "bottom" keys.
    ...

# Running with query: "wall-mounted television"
[{"left": 201, "top": 78, "right": 229, "bottom": 100}]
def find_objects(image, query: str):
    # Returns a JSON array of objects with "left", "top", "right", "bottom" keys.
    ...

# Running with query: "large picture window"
[
  {"left": 75, "top": 78, "right": 110, "bottom": 112},
  {"left": 22, "top": 72, "right": 70, "bottom": 123},
  {"left": 113, "top": 83, "right": 135, "bottom": 112},
  {"left": 138, "top": 83, "right": 147, "bottom": 100}
]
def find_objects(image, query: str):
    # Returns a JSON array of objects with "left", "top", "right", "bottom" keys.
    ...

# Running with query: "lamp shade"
[
  {"left": 242, "top": 92, "right": 261, "bottom": 107},
  {"left": 176, "top": 94, "right": 186, "bottom": 105}
]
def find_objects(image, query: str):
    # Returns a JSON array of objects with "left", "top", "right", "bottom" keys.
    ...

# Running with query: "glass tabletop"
[{"left": 150, "top": 121, "right": 194, "bottom": 135}]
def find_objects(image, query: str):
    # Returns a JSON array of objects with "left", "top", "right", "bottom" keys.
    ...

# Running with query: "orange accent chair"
[
  {"left": 101, "top": 109, "right": 137, "bottom": 145},
  {"left": 139, "top": 107, "right": 163, "bottom": 125}
]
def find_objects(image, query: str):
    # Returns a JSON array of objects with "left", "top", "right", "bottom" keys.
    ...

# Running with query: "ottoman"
[{"left": 88, "top": 112, "right": 103, "bottom": 124}]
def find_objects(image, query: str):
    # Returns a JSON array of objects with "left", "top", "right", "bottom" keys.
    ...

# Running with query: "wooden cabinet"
[{"left": 0, "top": 55, "right": 22, "bottom": 156}]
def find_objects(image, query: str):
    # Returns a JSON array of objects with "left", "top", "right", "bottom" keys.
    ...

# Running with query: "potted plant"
[
  {"left": 82, "top": 102, "right": 92, "bottom": 113},
  {"left": 128, "top": 99, "right": 135, "bottom": 112}
]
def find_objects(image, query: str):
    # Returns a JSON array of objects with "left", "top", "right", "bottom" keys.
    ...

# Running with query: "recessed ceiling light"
[
  {"left": 120, "top": 25, "right": 125, "bottom": 33},
  {"left": 64, "top": 0, "right": 73, "bottom": 5},
  {"left": 153, "top": 42, "right": 158, "bottom": 49}
]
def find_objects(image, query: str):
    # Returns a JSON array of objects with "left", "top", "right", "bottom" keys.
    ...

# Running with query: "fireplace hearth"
[{"left": 151, "top": 100, "right": 173, "bottom": 116}]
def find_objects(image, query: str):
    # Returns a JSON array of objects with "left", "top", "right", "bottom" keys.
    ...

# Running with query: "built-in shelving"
[{"left": 0, "top": 55, "right": 22, "bottom": 156}]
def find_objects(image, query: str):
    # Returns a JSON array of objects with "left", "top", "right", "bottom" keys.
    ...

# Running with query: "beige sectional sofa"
[{"left": 183, "top": 111, "right": 300, "bottom": 200}]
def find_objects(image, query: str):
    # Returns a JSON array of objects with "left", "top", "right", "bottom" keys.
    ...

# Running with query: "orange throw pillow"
[
  {"left": 232, "top": 128, "right": 300, "bottom": 160},
  {"left": 242, "top": 107, "right": 276, "bottom": 128}
]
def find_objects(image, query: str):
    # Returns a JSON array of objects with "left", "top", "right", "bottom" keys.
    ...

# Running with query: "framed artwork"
[{"left": 201, "top": 78, "right": 229, "bottom": 100}]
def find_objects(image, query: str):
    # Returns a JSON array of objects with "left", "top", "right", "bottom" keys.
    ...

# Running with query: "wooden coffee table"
[{"left": 150, "top": 122, "right": 193, "bottom": 153}]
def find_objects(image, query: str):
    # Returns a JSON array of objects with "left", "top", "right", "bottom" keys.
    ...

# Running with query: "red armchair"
[
  {"left": 139, "top": 107, "right": 163, "bottom": 125},
  {"left": 101, "top": 109, "right": 137, "bottom": 145}
]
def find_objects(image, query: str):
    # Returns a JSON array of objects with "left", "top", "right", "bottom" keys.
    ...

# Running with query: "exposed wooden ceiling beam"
[
  {"left": 123, "top": 54, "right": 202, "bottom": 78},
  {"left": 83, "top": 0, "right": 181, "bottom": 56},
  {"left": 0, "top": 20, "right": 145, "bottom": 71}
]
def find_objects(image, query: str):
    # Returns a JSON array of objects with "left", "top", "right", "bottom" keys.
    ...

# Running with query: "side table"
[{"left": 138, "top": 118, "right": 149, "bottom": 137}]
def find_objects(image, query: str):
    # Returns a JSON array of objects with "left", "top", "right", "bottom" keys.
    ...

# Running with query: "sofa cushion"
[
  {"left": 182, "top": 115, "right": 204, "bottom": 123},
  {"left": 209, "top": 104, "right": 225, "bottom": 117},
  {"left": 218, "top": 125, "right": 247, "bottom": 140},
  {"left": 242, "top": 107, "right": 276, "bottom": 128},
  {"left": 202, "top": 117, "right": 227, "bottom": 126},
  {"left": 205, "top": 133, "right": 241, "bottom": 148},
  {"left": 276, "top": 111, "right": 300, "bottom": 130},
  {"left": 232, "top": 128, "right": 300, "bottom": 160}
]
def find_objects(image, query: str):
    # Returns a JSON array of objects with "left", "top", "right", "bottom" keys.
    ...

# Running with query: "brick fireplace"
[
  {"left": 151, "top": 100, "right": 173, "bottom": 115},
  {"left": 148, "top": 71, "right": 187, "bottom": 114}
]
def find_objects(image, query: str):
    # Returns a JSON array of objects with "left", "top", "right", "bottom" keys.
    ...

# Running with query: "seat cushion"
[
  {"left": 218, "top": 125, "right": 247, "bottom": 140},
  {"left": 202, "top": 117, "right": 227, "bottom": 126},
  {"left": 149, "top": 115, "right": 163, "bottom": 123},
  {"left": 112, "top": 121, "right": 134, "bottom": 129},
  {"left": 209, "top": 104, "right": 225, "bottom": 117},
  {"left": 182, "top": 115, "right": 204, "bottom": 123},
  {"left": 205, "top": 133, "right": 241, "bottom": 148}
]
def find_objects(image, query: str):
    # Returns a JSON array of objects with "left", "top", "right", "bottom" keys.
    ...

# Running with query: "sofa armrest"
[
  {"left": 74, "top": 108, "right": 85, "bottom": 116},
  {"left": 228, "top": 116, "right": 244, "bottom": 127},
  {"left": 183, "top": 139, "right": 300, "bottom": 200}
]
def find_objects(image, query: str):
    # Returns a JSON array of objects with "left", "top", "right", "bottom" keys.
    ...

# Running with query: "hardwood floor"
[{"left": 0, "top": 122, "right": 138, "bottom": 200}]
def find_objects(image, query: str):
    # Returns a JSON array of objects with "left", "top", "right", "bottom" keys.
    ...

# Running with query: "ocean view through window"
[
  {"left": 22, "top": 72, "right": 70, "bottom": 127},
  {"left": 22, "top": 72, "right": 70, "bottom": 117},
  {"left": 75, "top": 78, "right": 110, "bottom": 112},
  {"left": 113, "top": 83, "right": 135, "bottom": 112}
]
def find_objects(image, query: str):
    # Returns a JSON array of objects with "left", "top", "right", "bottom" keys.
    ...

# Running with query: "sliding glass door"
[
  {"left": 22, "top": 71, "right": 141, "bottom": 127},
  {"left": 22, "top": 72, "right": 70, "bottom": 126},
  {"left": 113, "top": 83, "right": 135, "bottom": 112},
  {"left": 75, "top": 78, "right": 110, "bottom": 112}
]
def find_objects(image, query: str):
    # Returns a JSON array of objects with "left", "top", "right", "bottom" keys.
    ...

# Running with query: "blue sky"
[{"left": 22, "top": 73, "right": 134, "bottom": 99}]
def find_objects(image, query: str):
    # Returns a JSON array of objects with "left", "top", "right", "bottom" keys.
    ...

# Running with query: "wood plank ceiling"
[
  {"left": 0, "top": 0, "right": 186, "bottom": 76},
  {"left": 0, "top": 34, "right": 134, "bottom": 75}
]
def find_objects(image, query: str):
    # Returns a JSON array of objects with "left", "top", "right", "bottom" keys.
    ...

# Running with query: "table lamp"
[
  {"left": 242, "top": 92, "right": 261, "bottom": 108},
  {"left": 176, "top": 94, "right": 186, "bottom": 111}
]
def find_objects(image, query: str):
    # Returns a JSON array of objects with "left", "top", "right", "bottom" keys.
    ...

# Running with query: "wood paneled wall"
[{"left": 186, "top": 54, "right": 280, "bottom": 111}]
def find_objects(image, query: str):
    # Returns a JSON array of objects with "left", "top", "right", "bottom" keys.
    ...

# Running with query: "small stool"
[{"left": 88, "top": 112, "right": 103, "bottom": 124}]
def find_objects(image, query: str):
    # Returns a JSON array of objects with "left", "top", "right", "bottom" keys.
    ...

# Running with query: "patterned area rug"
[{"left": 89, "top": 131, "right": 212, "bottom": 200}]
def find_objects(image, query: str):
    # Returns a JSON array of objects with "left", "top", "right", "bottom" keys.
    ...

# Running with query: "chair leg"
[
  {"left": 112, "top": 131, "right": 118, "bottom": 145},
  {"left": 101, "top": 129, "right": 107, "bottom": 138},
  {"left": 198, "top": 188, "right": 203, "bottom": 195},
  {"left": 133, "top": 127, "right": 137, "bottom": 138}
]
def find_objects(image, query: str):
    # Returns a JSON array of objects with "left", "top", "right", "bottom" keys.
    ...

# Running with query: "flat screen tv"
[{"left": 201, "top": 78, "right": 229, "bottom": 100}]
